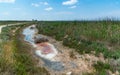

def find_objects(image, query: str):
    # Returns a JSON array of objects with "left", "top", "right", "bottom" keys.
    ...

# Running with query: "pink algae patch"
[{"left": 36, "top": 43, "right": 54, "bottom": 54}]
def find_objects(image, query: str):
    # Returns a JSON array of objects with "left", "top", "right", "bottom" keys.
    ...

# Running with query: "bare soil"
[{"left": 32, "top": 34, "right": 107, "bottom": 75}]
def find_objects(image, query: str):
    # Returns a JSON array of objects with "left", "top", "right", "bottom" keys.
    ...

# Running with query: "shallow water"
[
  {"left": 23, "top": 25, "right": 36, "bottom": 47},
  {"left": 42, "top": 58, "right": 64, "bottom": 71}
]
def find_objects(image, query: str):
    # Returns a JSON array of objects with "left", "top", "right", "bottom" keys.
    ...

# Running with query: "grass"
[
  {"left": 0, "top": 23, "right": 50, "bottom": 75},
  {"left": 36, "top": 21, "right": 120, "bottom": 59},
  {"left": 0, "top": 25, "right": 17, "bottom": 74},
  {"left": 93, "top": 61, "right": 111, "bottom": 75},
  {"left": 36, "top": 21, "right": 120, "bottom": 74},
  {"left": 0, "top": 21, "right": 30, "bottom": 25},
  {"left": 13, "top": 28, "right": 49, "bottom": 75},
  {"left": 0, "top": 21, "right": 119, "bottom": 74}
]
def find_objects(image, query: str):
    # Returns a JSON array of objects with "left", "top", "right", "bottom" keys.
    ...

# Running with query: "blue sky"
[{"left": 0, "top": 0, "right": 120, "bottom": 20}]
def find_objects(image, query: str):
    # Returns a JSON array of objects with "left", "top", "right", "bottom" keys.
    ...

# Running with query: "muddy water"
[{"left": 22, "top": 25, "right": 65, "bottom": 71}]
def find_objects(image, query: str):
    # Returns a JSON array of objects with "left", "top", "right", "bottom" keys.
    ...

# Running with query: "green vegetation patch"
[
  {"left": 0, "top": 24, "right": 50, "bottom": 75},
  {"left": 13, "top": 29, "right": 49, "bottom": 75},
  {"left": 36, "top": 21, "right": 120, "bottom": 74},
  {"left": 36, "top": 21, "right": 120, "bottom": 59}
]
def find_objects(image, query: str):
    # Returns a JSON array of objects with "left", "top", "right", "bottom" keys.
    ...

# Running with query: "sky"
[{"left": 0, "top": 0, "right": 120, "bottom": 20}]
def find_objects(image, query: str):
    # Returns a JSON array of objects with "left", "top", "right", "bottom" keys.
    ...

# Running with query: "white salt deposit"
[
  {"left": 23, "top": 25, "right": 58, "bottom": 61},
  {"left": 66, "top": 72, "right": 72, "bottom": 75},
  {"left": 35, "top": 43, "right": 58, "bottom": 61}
]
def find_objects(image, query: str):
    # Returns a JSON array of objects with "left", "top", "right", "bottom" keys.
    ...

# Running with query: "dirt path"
[
  {"left": 22, "top": 25, "right": 107, "bottom": 75},
  {"left": 0, "top": 23, "right": 27, "bottom": 34}
]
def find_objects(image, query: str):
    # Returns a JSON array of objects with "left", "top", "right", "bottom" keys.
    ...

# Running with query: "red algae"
[{"left": 36, "top": 43, "right": 54, "bottom": 54}]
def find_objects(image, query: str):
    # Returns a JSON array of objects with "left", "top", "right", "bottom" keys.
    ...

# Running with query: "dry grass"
[
  {"left": 2, "top": 41, "right": 14, "bottom": 64},
  {"left": 0, "top": 41, "right": 14, "bottom": 75}
]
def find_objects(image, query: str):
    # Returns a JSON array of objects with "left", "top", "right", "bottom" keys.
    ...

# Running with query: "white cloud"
[
  {"left": 69, "top": 5, "right": 76, "bottom": 8},
  {"left": 62, "top": 0, "right": 78, "bottom": 5},
  {"left": 32, "top": 3, "right": 39, "bottom": 7},
  {"left": 32, "top": 2, "right": 49, "bottom": 7},
  {"left": 43, "top": 2, "right": 49, "bottom": 5},
  {"left": 0, "top": 0, "right": 15, "bottom": 3},
  {"left": 45, "top": 7, "right": 53, "bottom": 11}
]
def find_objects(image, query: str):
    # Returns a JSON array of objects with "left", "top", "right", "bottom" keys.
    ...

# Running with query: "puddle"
[
  {"left": 22, "top": 25, "right": 36, "bottom": 47},
  {"left": 42, "top": 58, "right": 64, "bottom": 71}
]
